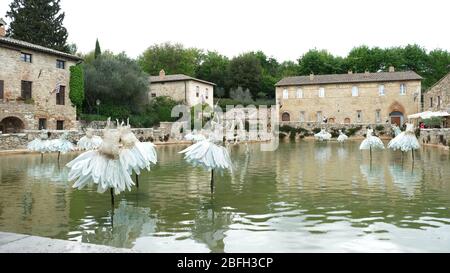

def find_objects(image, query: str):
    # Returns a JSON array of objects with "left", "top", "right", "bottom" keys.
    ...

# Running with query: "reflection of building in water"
[
  {"left": 0, "top": 154, "right": 71, "bottom": 238},
  {"left": 388, "top": 165, "right": 422, "bottom": 197},
  {"left": 26, "top": 162, "right": 69, "bottom": 183}
]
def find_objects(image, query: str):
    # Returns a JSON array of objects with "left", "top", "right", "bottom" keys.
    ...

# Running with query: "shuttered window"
[
  {"left": 56, "top": 85, "right": 65, "bottom": 105},
  {"left": 21, "top": 81, "right": 32, "bottom": 99},
  {"left": 0, "top": 80, "right": 4, "bottom": 100}
]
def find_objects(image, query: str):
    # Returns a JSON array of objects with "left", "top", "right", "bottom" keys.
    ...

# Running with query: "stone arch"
[
  {"left": 388, "top": 101, "right": 406, "bottom": 126},
  {"left": 388, "top": 101, "right": 406, "bottom": 115},
  {"left": 344, "top": 118, "right": 351, "bottom": 124},
  {"left": 0, "top": 116, "right": 25, "bottom": 133},
  {"left": 328, "top": 117, "right": 335, "bottom": 124},
  {"left": 281, "top": 112, "right": 291, "bottom": 122}
]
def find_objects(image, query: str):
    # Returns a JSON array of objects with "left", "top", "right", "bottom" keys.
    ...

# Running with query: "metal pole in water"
[
  {"left": 135, "top": 174, "right": 139, "bottom": 188},
  {"left": 57, "top": 151, "right": 61, "bottom": 162},
  {"left": 211, "top": 169, "right": 214, "bottom": 194},
  {"left": 110, "top": 188, "right": 115, "bottom": 207}
]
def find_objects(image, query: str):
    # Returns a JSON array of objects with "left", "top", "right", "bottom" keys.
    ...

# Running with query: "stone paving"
[{"left": 0, "top": 232, "right": 135, "bottom": 253}]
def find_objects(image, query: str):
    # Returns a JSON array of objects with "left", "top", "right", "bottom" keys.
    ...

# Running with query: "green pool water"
[{"left": 0, "top": 141, "right": 449, "bottom": 252}]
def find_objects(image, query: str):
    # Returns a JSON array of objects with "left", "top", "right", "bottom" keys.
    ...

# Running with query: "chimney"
[
  {"left": 348, "top": 70, "right": 353, "bottom": 74},
  {"left": 388, "top": 66, "right": 395, "bottom": 72},
  {"left": 159, "top": 69, "right": 166, "bottom": 78},
  {"left": 309, "top": 72, "right": 314, "bottom": 81},
  {"left": 0, "top": 18, "right": 6, "bottom": 37}
]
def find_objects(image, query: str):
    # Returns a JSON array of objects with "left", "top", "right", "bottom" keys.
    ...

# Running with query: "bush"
[
  {"left": 423, "top": 117, "right": 442, "bottom": 128},
  {"left": 347, "top": 125, "right": 363, "bottom": 136},
  {"left": 375, "top": 125, "right": 385, "bottom": 131},
  {"left": 69, "top": 64, "right": 84, "bottom": 115},
  {"left": 312, "top": 128, "right": 321, "bottom": 134}
]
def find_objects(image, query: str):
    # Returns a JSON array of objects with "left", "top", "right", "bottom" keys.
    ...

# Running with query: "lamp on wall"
[{"left": 96, "top": 99, "right": 101, "bottom": 115}]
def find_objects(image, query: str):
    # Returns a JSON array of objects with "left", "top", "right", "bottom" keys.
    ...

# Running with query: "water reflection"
[{"left": 0, "top": 141, "right": 449, "bottom": 252}]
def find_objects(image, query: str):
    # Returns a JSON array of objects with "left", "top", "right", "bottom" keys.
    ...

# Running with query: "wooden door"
[{"left": 391, "top": 117, "right": 401, "bottom": 126}]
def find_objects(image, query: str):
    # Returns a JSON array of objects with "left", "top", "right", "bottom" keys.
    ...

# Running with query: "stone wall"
[
  {"left": 0, "top": 42, "right": 78, "bottom": 131},
  {"left": 419, "top": 128, "right": 450, "bottom": 147},
  {"left": 0, "top": 125, "right": 179, "bottom": 151},
  {"left": 149, "top": 80, "right": 214, "bottom": 107},
  {"left": 423, "top": 72, "right": 450, "bottom": 112},
  {"left": 279, "top": 121, "right": 394, "bottom": 138}
]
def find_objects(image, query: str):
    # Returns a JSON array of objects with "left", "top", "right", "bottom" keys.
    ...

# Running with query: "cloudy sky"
[{"left": 1, "top": 0, "right": 449, "bottom": 61}]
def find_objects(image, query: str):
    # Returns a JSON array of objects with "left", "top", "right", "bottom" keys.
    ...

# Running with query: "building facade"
[
  {"left": 423, "top": 72, "right": 450, "bottom": 112},
  {"left": 275, "top": 68, "right": 422, "bottom": 126},
  {"left": 0, "top": 21, "right": 82, "bottom": 133},
  {"left": 149, "top": 70, "right": 215, "bottom": 107}
]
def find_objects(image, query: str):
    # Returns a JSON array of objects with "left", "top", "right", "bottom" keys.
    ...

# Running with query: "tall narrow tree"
[
  {"left": 94, "top": 39, "right": 101, "bottom": 59},
  {"left": 6, "top": 0, "right": 69, "bottom": 52}
]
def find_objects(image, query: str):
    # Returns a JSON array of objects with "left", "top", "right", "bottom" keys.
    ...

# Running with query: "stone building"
[
  {"left": 0, "top": 19, "right": 82, "bottom": 133},
  {"left": 275, "top": 67, "right": 422, "bottom": 126},
  {"left": 149, "top": 70, "right": 215, "bottom": 107},
  {"left": 423, "top": 72, "right": 450, "bottom": 112}
]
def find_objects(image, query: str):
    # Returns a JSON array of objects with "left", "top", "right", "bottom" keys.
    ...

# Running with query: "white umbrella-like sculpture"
[
  {"left": 77, "top": 128, "right": 103, "bottom": 150},
  {"left": 179, "top": 117, "right": 232, "bottom": 194},
  {"left": 66, "top": 118, "right": 134, "bottom": 206},
  {"left": 27, "top": 130, "right": 51, "bottom": 161},
  {"left": 360, "top": 128, "right": 385, "bottom": 161},
  {"left": 49, "top": 131, "right": 75, "bottom": 162},
  {"left": 387, "top": 123, "right": 420, "bottom": 161},
  {"left": 118, "top": 119, "right": 157, "bottom": 188}
]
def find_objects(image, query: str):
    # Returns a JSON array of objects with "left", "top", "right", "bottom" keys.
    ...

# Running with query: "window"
[
  {"left": 56, "top": 120, "right": 64, "bottom": 130},
  {"left": 0, "top": 80, "right": 3, "bottom": 100},
  {"left": 378, "top": 85, "right": 385, "bottom": 96},
  {"left": 196, "top": 86, "right": 200, "bottom": 97},
  {"left": 317, "top": 111, "right": 322, "bottom": 122},
  {"left": 438, "top": 96, "right": 441, "bottom": 107},
  {"left": 21, "top": 52, "right": 32, "bottom": 63},
  {"left": 376, "top": 109, "right": 381, "bottom": 123},
  {"left": 56, "top": 60, "right": 65, "bottom": 69},
  {"left": 357, "top": 110, "right": 362, "bottom": 122},
  {"left": 281, "top": 112, "right": 290, "bottom": 121},
  {"left": 283, "top": 89, "right": 289, "bottom": 99},
  {"left": 56, "top": 85, "right": 65, "bottom": 105},
  {"left": 430, "top": 97, "right": 433, "bottom": 107},
  {"left": 318, "top": 87, "right": 325, "bottom": 98},
  {"left": 299, "top": 111, "right": 305, "bottom": 122},
  {"left": 38, "top": 118, "right": 47, "bottom": 130},
  {"left": 151, "top": 93, "right": 156, "bottom": 98},
  {"left": 400, "top": 83, "right": 406, "bottom": 95},
  {"left": 21, "top": 81, "right": 32, "bottom": 100},
  {"left": 352, "top": 86, "right": 359, "bottom": 97},
  {"left": 296, "top": 88, "right": 303, "bottom": 99}
]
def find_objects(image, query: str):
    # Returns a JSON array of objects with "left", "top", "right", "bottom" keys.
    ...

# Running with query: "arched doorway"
[
  {"left": 344, "top": 118, "right": 351, "bottom": 124},
  {"left": 389, "top": 111, "right": 404, "bottom": 126},
  {"left": 281, "top": 112, "right": 290, "bottom": 121},
  {"left": 328, "top": 117, "right": 335, "bottom": 124},
  {"left": 0, "top": 116, "right": 25, "bottom": 133}
]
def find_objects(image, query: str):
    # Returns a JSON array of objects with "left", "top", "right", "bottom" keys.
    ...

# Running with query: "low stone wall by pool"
[
  {"left": 279, "top": 122, "right": 394, "bottom": 138},
  {"left": 419, "top": 128, "right": 450, "bottom": 148}
]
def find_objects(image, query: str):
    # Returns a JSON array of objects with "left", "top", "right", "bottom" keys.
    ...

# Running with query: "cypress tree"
[
  {"left": 94, "top": 39, "right": 101, "bottom": 59},
  {"left": 6, "top": 0, "right": 70, "bottom": 52}
]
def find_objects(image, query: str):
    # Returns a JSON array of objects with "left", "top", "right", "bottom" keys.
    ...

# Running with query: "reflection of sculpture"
[
  {"left": 315, "top": 145, "right": 331, "bottom": 162},
  {"left": 360, "top": 164, "right": 385, "bottom": 188},
  {"left": 388, "top": 164, "right": 422, "bottom": 197}
]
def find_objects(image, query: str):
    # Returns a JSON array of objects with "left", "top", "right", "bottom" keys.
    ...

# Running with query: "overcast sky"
[{"left": 1, "top": 0, "right": 449, "bottom": 61}]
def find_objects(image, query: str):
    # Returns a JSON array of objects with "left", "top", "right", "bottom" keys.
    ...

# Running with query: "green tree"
[
  {"left": 94, "top": 39, "right": 101, "bottom": 59},
  {"left": 138, "top": 42, "right": 202, "bottom": 76},
  {"left": 424, "top": 49, "right": 450, "bottom": 90},
  {"left": 6, "top": 0, "right": 70, "bottom": 52},
  {"left": 83, "top": 52, "right": 149, "bottom": 116},
  {"left": 69, "top": 64, "right": 84, "bottom": 116},
  {"left": 195, "top": 51, "right": 230, "bottom": 93},
  {"left": 298, "top": 49, "right": 344, "bottom": 75},
  {"left": 227, "top": 52, "right": 263, "bottom": 98}
]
